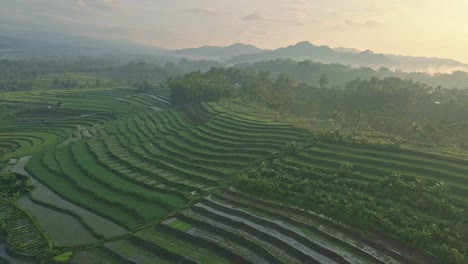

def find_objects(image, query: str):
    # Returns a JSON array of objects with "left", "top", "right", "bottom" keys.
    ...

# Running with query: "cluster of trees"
[
  {"left": 169, "top": 66, "right": 468, "bottom": 120},
  {"left": 2, "top": 56, "right": 468, "bottom": 91},
  {"left": 168, "top": 68, "right": 295, "bottom": 119},
  {"left": 0, "top": 58, "right": 114, "bottom": 91},
  {"left": 235, "top": 159, "right": 467, "bottom": 263},
  {"left": 2, "top": 55, "right": 468, "bottom": 95},
  {"left": 168, "top": 70, "right": 232, "bottom": 105},
  {"left": 0, "top": 81, "right": 32, "bottom": 92},
  {"left": 0, "top": 58, "right": 114, "bottom": 81},
  {"left": 341, "top": 77, "right": 430, "bottom": 111},
  {"left": 52, "top": 79, "right": 79, "bottom": 89},
  {"left": 168, "top": 67, "right": 468, "bottom": 150},
  {"left": 51, "top": 78, "right": 102, "bottom": 89},
  {"left": 132, "top": 80, "right": 158, "bottom": 93},
  {"left": 235, "top": 59, "right": 468, "bottom": 89},
  {"left": 0, "top": 173, "right": 32, "bottom": 200},
  {"left": 83, "top": 60, "right": 223, "bottom": 82},
  {"left": 0, "top": 58, "right": 224, "bottom": 92},
  {"left": 295, "top": 77, "right": 468, "bottom": 149}
]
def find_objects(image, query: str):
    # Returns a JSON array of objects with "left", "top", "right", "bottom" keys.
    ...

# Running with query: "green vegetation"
[
  {"left": 136, "top": 226, "right": 233, "bottom": 264},
  {"left": 1, "top": 60, "right": 467, "bottom": 263},
  {"left": 236, "top": 59, "right": 468, "bottom": 89},
  {"left": 0, "top": 58, "right": 223, "bottom": 92},
  {"left": 1, "top": 84, "right": 318, "bottom": 262},
  {"left": 0, "top": 200, "right": 51, "bottom": 260},
  {"left": 169, "top": 69, "right": 294, "bottom": 122},
  {"left": 167, "top": 219, "right": 192, "bottom": 231},
  {"left": 0, "top": 173, "right": 32, "bottom": 200},
  {"left": 235, "top": 148, "right": 468, "bottom": 263},
  {"left": 52, "top": 251, "right": 73, "bottom": 262}
]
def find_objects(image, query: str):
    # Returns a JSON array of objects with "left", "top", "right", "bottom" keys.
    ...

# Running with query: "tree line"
[
  {"left": 0, "top": 81, "right": 32, "bottom": 92},
  {"left": 168, "top": 68, "right": 295, "bottom": 119},
  {"left": 235, "top": 59, "right": 468, "bottom": 90}
]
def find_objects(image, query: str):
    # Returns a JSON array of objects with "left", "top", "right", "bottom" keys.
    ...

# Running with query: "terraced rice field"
[
  {"left": 1, "top": 89, "right": 313, "bottom": 252},
  {"left": 285, "top": 140, "right": 468, "bottom": 204},
  {"left": 22, "top": 97, "right": 311, "bottom": 232},
  {"left": 0, "top": 200, "right": 50, "bottom": 259},
  {"left": 74, "top": 189, "right": 425, "bottom": 264},
  {"left": 13, "top": 157, "right": 126, "bottom": 244},
  {"left": 1, "top": 87, "right": 466, "bottom": 262}
]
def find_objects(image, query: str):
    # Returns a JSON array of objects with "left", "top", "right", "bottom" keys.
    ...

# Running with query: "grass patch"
[{"left": 167, "top": 219, "right": 193, "bottom": 231}]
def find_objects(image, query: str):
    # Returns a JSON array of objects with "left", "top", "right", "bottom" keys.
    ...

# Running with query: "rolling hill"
[
  {"left": 172, "top": 43, "right": 267, "bottom": 60},
  {"left": 2, "top": 32, "right": 468, "bottom": 72}
]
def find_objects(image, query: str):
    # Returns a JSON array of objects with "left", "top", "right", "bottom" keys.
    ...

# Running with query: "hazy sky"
[{"left": 2, "top": 0, "right": 468, "bottom": 62}]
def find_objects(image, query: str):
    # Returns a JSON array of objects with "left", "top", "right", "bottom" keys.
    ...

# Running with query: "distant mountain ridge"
[
  {"left": 172, "top": 40, "right": 467, "bottom": 71},
  {"left": 228, "top": 41, "right": 468, "bottom": 71},
  {"left": 229, "top": 41, "right": 394, "bottom": 68},
  {"left": 172, "top": 43, "right": 267, "bottom": 60},
  {"left": 1, "top": 32, "right": 467, "bottom": 72},
  {"left": 0, "top": 33, "right": 170, "bottom": 58}
]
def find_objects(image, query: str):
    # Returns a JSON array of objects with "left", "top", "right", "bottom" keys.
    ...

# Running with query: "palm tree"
[
  {"left": 338, "top": 162, "right": 354, "bottom": 178},
  {"left": 319, "top": 74, "right": 328, "bottom": 89}
]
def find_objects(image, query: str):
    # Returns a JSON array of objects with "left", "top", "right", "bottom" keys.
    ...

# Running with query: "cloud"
[
  {"left": 346, "top": 20, "right": 380, "bottom": 28},
  {"left": 96, "top": 0, "right": 125, "bottom": 11},
  {"left": 329, "top": 25, "right": 345, "bottom": 31},
  {"left": 364, "top": 20, "right": 379, "bottom": 27},
  {"left": 2, "top": 0, "right": 468, "bottom": 62},
  {"left": 183, "top": 7, "right": 221, "bottom": 16},
  {"left": 289, "top": 0, "right": 307, "bottom": 5},
  {"left": 243, "top": 11, "right": 264, "bottom": 21},
  {"left": 242, "top": 10, "right": 283, "bottom": 23},
  {"left": 76, "top": 0, "right": 132, "bottom": 14},
  {"left": 76, "top": 0, "right": 88, "bottom": 8},
  {"left": 241, "top": 28, "right": 270, "bottom": 36}
]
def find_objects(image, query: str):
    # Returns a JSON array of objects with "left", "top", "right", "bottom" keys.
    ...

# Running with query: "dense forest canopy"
[
  {"left": 235, "top": 59, "right": 468, "bottom": 89},
  {"left": 1, "top": 57, "right": 468, "bottom": 92},
  {"left": 168, "top": 67, "right": 468, "bottom": 153},
  {"left": 168, "top": 67, "right": 468, "bottom": 120},
  {"left": 168, "top": 68, "right": 295, "bottom": 120}
]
